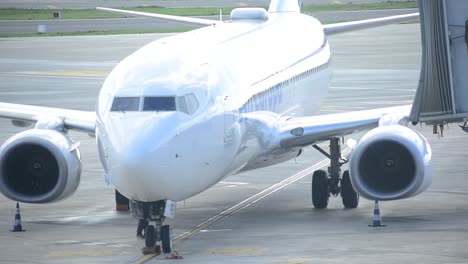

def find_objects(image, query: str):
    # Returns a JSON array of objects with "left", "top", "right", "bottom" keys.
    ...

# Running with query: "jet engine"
[
  {"left": 349, "top": 125, "right": 432, "bottom": 201},
  {"left": 0, "top": 129, "right": 81, "bottom": 203}
]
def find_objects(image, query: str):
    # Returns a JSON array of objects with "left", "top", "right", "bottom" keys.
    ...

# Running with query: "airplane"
[{"left": 0, "top": 0, "right": 426, "bottom": 254}]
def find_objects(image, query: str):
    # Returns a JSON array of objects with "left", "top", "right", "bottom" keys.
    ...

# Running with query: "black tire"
[
  {"left": 312, "top": 170, "right": 329, "bottom": 208},
  {"left": 341, "top": 170, "right": 359, "bottom": 208},
  {"left": 145, "top": 225, "right": 156, "bottom": 248},
  {"left": 161, "top": 225, "right": 173, "bottom": 253}
]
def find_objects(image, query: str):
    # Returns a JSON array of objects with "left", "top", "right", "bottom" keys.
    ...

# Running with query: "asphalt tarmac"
[{"left": 1, "top": 24, "right": 468, "bottom": 264}]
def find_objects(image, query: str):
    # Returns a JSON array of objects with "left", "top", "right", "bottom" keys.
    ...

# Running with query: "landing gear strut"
[
  {"left": 130, "top": 200, "right": 173, "bottom": 254},
  {"left": 312, "top": 137, "right": 359, "bottom": 209}
]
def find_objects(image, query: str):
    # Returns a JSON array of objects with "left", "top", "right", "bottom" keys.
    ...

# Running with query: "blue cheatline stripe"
[{"left": 240, "top": 59, "right": 331, "bottom": 114}]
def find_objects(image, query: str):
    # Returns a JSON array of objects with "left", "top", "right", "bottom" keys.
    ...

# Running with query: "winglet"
[{"left": 96, "top": 7, "right": 220, "bottom": 27}]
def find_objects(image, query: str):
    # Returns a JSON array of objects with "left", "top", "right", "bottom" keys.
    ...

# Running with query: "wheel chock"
[
  {"left": 142, "top": 245, "right": 161, "bottom": 255},
  {"left": 115, "top": 203, "right": 129, "bottom": 212},
  {"left": 10, "top": 202, "right": 25, "bottom": 232},
  {"left": 165, "top": 251, "right": 184, "bottom": 259}
]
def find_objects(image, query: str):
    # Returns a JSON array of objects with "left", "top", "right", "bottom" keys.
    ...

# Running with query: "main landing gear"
[
  {"left": 312, "top": 137, "right": 359, "bottom": 209},
  {"left": 130, "top": 200, "right": 173, "bottom": 254}
]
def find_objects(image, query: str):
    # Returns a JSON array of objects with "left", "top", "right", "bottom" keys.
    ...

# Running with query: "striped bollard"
[
  {"left": 369, "top": 200, "right": 386, "bottom": 227},
  {"left": 10, "top": 202, "right": 26, "bottom": 232}
]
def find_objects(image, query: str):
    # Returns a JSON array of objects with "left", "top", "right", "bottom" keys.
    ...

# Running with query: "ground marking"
[{"left": 131, "top": 148, "right": 351, "bottom": 263}]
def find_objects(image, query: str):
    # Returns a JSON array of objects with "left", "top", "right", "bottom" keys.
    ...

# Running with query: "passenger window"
[
  {"left": 111, "top": 97, "right": 140, "bottom": 111},
  {"left": 143, "top": 97, "right": 176, "bottom": 111}
]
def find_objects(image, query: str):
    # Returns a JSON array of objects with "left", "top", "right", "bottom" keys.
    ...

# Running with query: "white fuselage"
[{"left": 95, "top": 11, "right": 332, "bottom": 202}]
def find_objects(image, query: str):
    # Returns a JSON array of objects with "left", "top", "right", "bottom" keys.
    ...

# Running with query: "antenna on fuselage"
[{"left": 219, "top": 9, "right": 222, "bottom": 22}]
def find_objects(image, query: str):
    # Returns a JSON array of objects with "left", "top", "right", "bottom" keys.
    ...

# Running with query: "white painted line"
[
  {"left": 199, "top": 229, "right": 232, "bottom": 233},
  {"left": 218, "top": 181, "right": 249, "bottom": 188}
]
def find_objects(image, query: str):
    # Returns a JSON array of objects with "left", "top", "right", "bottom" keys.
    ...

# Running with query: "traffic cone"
[
  {"left": 10, "top": 202, "right": 25, "bottom": 232},
  {"left": 368, "top": 200, "right": 386, "bottom": 227}
]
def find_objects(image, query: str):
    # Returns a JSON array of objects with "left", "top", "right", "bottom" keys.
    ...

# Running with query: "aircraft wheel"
[
  {"left": 161, "top": 225, "right": 173, "bottom": 253},
  {"left": 341, "top": 170, "right": 359, "bottom": 208},
  {"left": 312, "top": 170, "right": 329, "bottom": 208},
  {"left": 145, "top": 225, "right": 156, "bottom": 248}
]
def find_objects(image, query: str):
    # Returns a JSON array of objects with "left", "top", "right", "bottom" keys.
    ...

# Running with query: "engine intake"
[
  {"left": 349, "top": 125, "right": 432, "bottom": 201},
  {"left": 0, "top": 129, "right": 81, "bottom": 203}
]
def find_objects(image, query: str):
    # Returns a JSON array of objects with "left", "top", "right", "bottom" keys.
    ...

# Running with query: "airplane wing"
[
  {"left": 324, "top": 13, "right": 419, "bottom": 35},
  {"left": 96, "top": 7, "right": 418, "bottom": 32},
  {"left": 279, "top": 105, "right": 411, "bottom": 148},
  {"left": 96, "top": 7, "right": 220, "bottom": 26},
  {"left": 0, "top": 103, "right": 95, "bottom": 134}
]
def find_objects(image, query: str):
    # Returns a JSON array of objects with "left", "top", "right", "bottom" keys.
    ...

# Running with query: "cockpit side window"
[
  {"left": 177, "top": 96, "right": 190, "bottom": 115},
  {"left": 185, "top": 93, "right": 199, "bottom": 114},
  {"left": 143, "top": 97, "right": 176, "bottom": 111},
  {"left": 111, "top": 97, "right": 140, "bottom": 111},
  {"left": 176, "top": 93, "right": 199, "bottom": 115}
]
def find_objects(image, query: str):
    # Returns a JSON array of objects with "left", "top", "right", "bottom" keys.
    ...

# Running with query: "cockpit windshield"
[
  {"left": 110, "top": 94, "right": 199, "bottom": 114},
  {"left": 143, "top": 97, "right": 176, "bottom": 111},
  {"left": 110, "top": 97, "right": 140, "bottom": 112}
]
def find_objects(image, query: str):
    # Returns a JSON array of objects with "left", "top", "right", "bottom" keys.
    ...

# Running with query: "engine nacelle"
[
  {"left": 349, "top": 125, "right": 432, "bottom": 201},
  {"left": 0, "top": 129, "right": 81, "bottom": 203}
]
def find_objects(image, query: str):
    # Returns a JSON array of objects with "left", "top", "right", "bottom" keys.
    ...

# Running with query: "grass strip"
[
  {"left": 303, "top": 1, "right": 417, "bottom": 13},
  {"left": 0, "top": 7, "right": 234, "bottom": 20}
]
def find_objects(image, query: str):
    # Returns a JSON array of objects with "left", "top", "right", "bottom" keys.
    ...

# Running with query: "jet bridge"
[{"left": 409, "top": 0, "right": 468, "bottom": 132}]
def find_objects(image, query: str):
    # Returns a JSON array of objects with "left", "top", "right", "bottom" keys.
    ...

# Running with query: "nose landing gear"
[
  {"left": 130, "top": 200, "right": 174, "bottom": 254},
  {"left": 312, "top": 137, "right": 359, "bottom": 209}
]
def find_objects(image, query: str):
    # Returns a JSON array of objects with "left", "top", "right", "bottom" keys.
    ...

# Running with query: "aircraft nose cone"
[
  {"left": 103, "top": 113, "right": 180, "bottom": 201},
  {"left": 110, "top": 139, "right": 173, "bottom": 201},
  {"left": 119, "top": 141, "right": 154, "bottom": 167},
  {"left": 116, "top": 127, "right": 173, "bottom": 170},
  {"left": 107, "top": 112, "right": 179, "bottom": 167}
]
